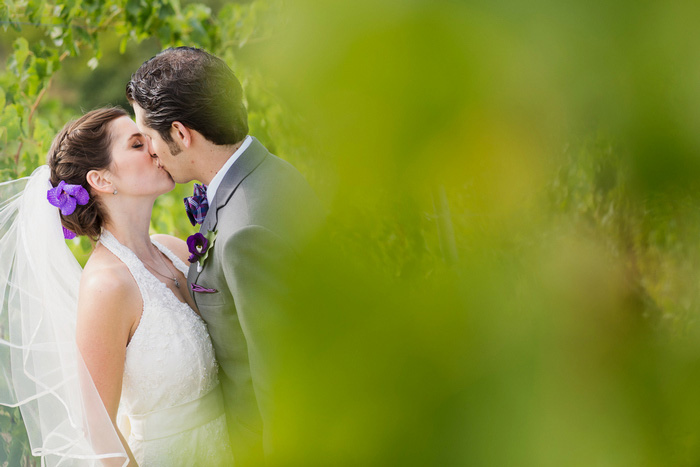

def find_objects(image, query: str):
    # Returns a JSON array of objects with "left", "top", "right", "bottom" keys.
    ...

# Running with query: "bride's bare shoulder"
[{"left": 79, "top": 244, "right": 139, "bottom": 309}]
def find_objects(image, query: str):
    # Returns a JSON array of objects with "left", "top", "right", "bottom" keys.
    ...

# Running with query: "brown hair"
[
  {"left": 126, "top": 47, "right": 248, "bottom": 147},
  {"left": 47, "top": 107, "right": 128, "bottom": 241}
]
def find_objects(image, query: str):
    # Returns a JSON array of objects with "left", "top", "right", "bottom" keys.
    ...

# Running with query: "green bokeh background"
[{"left": 3, "top": 0, "right": 700, "bottom": 465}]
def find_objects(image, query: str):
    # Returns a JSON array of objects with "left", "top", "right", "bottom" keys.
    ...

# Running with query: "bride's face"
[
  {"left": 106, "top": 116, "right": 175, "bottom": 196},
  {"left": 131, "top": 103, "right": 191, "bottom": 183}
]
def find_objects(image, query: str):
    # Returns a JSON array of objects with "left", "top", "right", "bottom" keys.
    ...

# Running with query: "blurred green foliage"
[{"left": 3, "top": 0, "right": 700, "bottom": 466}]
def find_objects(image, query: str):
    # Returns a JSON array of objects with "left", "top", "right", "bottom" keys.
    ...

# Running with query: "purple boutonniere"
[{"left": 187, "top": 230, "right": 217, "bottom": 271}]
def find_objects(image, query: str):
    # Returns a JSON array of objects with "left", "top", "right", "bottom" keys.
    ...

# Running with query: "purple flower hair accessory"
[
  {"left": 62, "top": 226, "right": 77, "bottom": 240},
  {"left": 47, "top": 181, "right": 89, "bottom": 216}
]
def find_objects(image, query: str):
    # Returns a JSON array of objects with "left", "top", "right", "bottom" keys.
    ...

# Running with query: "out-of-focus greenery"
[{"left": 3, "top": 0, "right": 700, "bottom": 466}]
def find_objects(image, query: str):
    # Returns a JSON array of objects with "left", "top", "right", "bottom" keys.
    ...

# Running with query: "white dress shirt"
[{"left": 206, "top": 135, "right": 253, "bottom": 205}]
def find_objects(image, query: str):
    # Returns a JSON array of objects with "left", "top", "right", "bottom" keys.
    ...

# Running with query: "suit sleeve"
[{"left": 221, "top": 224, "right": 295, "bottom": 456}]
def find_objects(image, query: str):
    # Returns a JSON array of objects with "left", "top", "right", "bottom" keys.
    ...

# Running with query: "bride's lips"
[{"left": 155, "top": 160, "right": 173, "bottom": 179}]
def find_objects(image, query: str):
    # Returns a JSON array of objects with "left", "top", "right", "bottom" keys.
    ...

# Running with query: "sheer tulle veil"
[{"left": 0, "top": 165, "right": 127, "bottom": 466}]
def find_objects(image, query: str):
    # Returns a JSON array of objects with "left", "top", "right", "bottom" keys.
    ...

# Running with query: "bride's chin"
[
  {"left": 162, "top": 170, "right": 175, "bottom": 183},
  {"left": 160, "top": 181, "right": 176, "bottom": 194}
]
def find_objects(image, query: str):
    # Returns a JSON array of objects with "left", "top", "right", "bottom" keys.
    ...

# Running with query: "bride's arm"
[{"left": 76, "top": 263, "right": 142, "bottom": 467}]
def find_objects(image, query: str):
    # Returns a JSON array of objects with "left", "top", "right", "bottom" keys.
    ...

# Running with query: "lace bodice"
[{"left": 98, "top": 230, "right": 219, "bottom": 416}]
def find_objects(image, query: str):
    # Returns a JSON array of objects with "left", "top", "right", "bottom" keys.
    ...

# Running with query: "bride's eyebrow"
[{"left": 126, "top": 132, "right": 143, "bottom": 142}]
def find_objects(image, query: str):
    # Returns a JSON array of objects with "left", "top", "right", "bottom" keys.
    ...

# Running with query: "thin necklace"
[{"left": 143, "top": 248, "right": 180, "bottom": 288}]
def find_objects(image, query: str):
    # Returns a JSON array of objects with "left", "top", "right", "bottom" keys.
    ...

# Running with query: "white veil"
[{"left": 0, "top": 165, "right": 128, "bottom": 466}]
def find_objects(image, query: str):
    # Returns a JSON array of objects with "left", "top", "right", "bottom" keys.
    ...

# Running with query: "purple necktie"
[{"left": 183, "top": 183, "right": 208, "bottom": 225}]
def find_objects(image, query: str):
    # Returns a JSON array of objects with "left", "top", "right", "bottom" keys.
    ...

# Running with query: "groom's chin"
[
  {"left": 169, "top": 171, "right": 194, "bottom": 184},
  {"left": 172, "top": 174, "right": 192, "bottom": 184}
]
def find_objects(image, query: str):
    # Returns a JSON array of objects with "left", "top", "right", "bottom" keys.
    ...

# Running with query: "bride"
[{"left": 0, "top": 107, "right": 234, "bottom": 466}]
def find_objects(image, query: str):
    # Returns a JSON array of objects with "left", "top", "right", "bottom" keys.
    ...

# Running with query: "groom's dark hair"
[{"left": 126, "top": 47, "right": 248, "bottom": 146}]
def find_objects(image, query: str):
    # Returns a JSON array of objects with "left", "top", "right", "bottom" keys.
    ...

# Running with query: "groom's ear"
[
  {"left": 85, "top": 169, "right": 114, "bottom": 195},
  {"left": 171, "top": 122, "right": 192, "bottom": 149}
]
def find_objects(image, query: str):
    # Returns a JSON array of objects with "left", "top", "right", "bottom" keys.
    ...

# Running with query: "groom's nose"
[{"left": 146, "top": 139, "right": 157, "bottom": 158}]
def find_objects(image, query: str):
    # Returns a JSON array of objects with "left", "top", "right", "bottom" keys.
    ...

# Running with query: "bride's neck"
[{"left": 101, "top": 199, "right": 155, "bottom": 258}]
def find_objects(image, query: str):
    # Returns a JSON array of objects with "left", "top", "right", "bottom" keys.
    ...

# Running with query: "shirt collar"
[{"left": 206, "top": 135, "right": 253, "bottom": 205}]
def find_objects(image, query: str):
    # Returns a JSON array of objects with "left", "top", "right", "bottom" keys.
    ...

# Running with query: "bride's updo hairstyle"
[{"left": 47, "top": 107, "right": 128, "bottom": 241}]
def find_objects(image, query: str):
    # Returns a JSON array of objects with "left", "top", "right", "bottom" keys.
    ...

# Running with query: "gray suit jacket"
[{"left": 187, "top": 137, "right": 324, "bottom": 465}]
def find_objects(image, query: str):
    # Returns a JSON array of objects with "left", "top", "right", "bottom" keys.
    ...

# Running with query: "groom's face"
[{"left": 132, "top": 103, "right": 190, "bottom": 183}]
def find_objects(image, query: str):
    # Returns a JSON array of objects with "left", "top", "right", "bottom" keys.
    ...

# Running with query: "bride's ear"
[
  {"left": 86, "top": 169, "right": 115, "bottom": 195},
  {"left": 171, "top": 122, "right": 192, "bottom": 148}
]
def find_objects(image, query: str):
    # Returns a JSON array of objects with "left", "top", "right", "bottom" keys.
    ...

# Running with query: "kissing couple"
[{"left": 0, "top": 46, "right": 324, "bottom": 466}]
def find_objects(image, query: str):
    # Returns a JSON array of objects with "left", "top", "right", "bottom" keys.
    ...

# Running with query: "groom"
[{"left": 126, "top": 47, "right": 324, "bottom": 464}]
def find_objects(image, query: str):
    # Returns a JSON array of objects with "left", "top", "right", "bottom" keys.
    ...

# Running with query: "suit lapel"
[{"left": 187, "top": 137, "right": 269, "bottom": 291}]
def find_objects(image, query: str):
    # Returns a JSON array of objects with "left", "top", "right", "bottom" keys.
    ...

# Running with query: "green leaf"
[
  {"left": 12, "top": 37, "right": 29, "bottom": 70},
  {"left": 198, "top": 229, "right": 217, "bottom": 265},
  {"left": 126, "top": 0, "right": 142, "bottom": 18},
  {"left": 0, "top": 3, "right": 8, "bottom": 24},
  {"left": 158, "top": 2, "right": 175, "bottom": 20},
  {"left": 33, "top": 57, "right": 48, "bottom": 80},
  {"left": 1, "top": 105, "right": 21, "bottom": 141},
  {"left": 119, "top": 36, "right": 128, "bottom": 54},
  {"left": 25, "top": 60, "right": 42, "bottom": 96}
]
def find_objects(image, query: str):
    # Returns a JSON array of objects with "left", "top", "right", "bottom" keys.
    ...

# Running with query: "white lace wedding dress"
[{"left": 99, "top": 230, "right": 234, "bottom": 466}]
